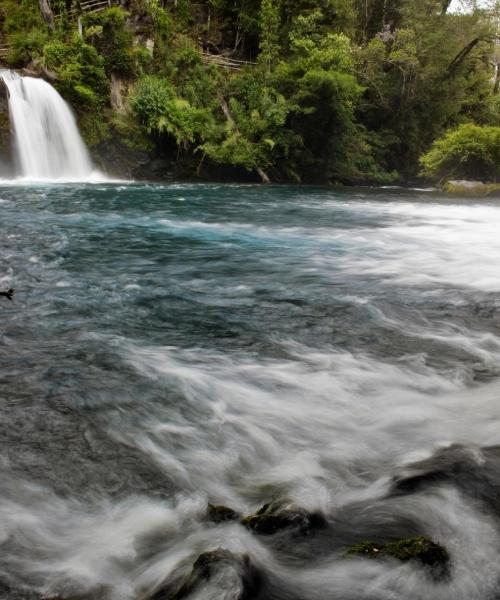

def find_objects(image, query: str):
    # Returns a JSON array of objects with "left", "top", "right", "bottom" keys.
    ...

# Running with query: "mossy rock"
[
  {"left": 442, "top": 180, "right": 500, "bottom": 197},
  {"left": 207, "top": 503, "right": 241, "bottom": 524},
  {"left": 241, "top": 499, "right": 326, "bottom": 536},
  {"left": 346, "top": 536, "right": 449, "bottom": 573}
]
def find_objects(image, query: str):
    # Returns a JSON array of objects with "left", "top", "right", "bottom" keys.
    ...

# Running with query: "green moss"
[
  {"left": 383, "top": 536, "right": 449, "bottom": 566},
  {"left": 111, "top": 113, "right": 153, "bottom": 151},
  {"left": 79, "top": 112, "right": 111, "bottom": 147},
  {"left": 345, "top": 540, "right": 383, "bottom": 558},
  {"left": 346, "top": 536, "right": 449, "bottom": 570}
]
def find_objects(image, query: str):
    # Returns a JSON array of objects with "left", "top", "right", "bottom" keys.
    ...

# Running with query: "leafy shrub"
[
  {"left": 82, "top": 8, "right": 135, "bottom": 76},
  {"left": 0, "top": 0, "right": 44, "bottom": 34},
  {"left": 130, "top": 75, "right": 209, "bottom": 146},
  {"left": 420, "top": 124, "right": 500, "bottom": 182},
  {"left": 43, "top": 36, "right": 109, "bottom": 111},
  {"left": 7, "top": 29, "right": 48, "bottom": 65}
]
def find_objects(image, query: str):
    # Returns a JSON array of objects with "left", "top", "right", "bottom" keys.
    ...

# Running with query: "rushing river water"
[{"left": 1, "top": 183, "right": 500, "bottom": 600}]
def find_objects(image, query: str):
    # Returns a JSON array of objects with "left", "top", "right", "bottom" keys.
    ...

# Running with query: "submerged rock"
[
  {"left": 392, "top": 444, "right": 500, "bottom": 516},
  {"left": 346, "top": 536, "right": 449, "bottom": 574},
  {"left": 207, "top": 503, "right": 241, "bottom": 524},
  {"left": 242, "top": 499, "right": 326, "bottom": 535},
  {"left": 152, "top": 549, "right": 262, "bottom": 600}
]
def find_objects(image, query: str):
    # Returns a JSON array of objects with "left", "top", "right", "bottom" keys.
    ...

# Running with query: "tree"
[
  {"left": 38, "top": 0, "right": 54, "bottom": 30},
  {"left": 258, "top": 0, "right": 280, "bottom": 73}
]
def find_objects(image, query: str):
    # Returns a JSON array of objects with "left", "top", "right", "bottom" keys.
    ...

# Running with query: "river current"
[{"left": 1, "top": 183, "right": 500, "bottom": 600}]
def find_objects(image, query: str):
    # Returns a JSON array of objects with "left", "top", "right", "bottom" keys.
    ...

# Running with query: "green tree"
[{"left": 259, "top": 0, "right": 280, "bottom": 73}]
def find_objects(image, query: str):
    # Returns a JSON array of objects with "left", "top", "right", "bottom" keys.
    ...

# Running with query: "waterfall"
[{"left": 0, "top": 71, "right": 96, "bottom": 181}]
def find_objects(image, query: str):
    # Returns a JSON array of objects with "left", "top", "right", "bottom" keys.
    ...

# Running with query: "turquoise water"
[{"left": 1, "top": 183, "right": 500, "bottom": 600}]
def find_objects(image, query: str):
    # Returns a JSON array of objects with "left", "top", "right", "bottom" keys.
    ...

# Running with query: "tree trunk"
[
  {"left": 256, "top": 167, "right": 271, "bottom": 184},
  {"left": 217, "top": 91, "right": 271, "bottom": 184},
  {"left": 39, "top": 0, "right": 55, "bottom": 30}
]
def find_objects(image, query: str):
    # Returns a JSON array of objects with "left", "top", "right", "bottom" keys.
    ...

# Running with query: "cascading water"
[{"left": 0, "top": 70, "right": 95, "bottom": 181}]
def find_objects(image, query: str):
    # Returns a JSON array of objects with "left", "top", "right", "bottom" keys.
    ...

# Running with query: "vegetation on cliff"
[{"left": 0, "top": 0, "right": 499, "bottom": 183}]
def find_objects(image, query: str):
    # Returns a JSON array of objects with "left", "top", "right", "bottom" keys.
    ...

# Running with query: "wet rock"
[
  {"left": 110, "top": 73, "right": 132, "bottom": 113},
  {"left": 0, "top": 78, "right": 12, "bottom": 175},
  {"left": 25, "top": 59, "right": 57, "bottom": 81},
  {"left": 443, "top": 180, "right": 500, "bottom": 197},
  {"left": 207, "top": 503, "right": 241, "bottom": 523},
  {"left": 346, "top": 536, "right": 449, "bottom": 572},
  {"left": 392, "top": 444, "right": 500, "bottom": 516},
  {"left": 242, "top": 499, "right": 326, "bottom": 535},
  {"left": 152, "top": 549, "right": 262, "bottom": 600}
]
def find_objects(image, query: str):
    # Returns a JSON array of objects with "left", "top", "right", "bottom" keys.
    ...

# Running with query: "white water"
[
  {"left": 2, "top": 187, "right": 500, "bottom": 599},
  {"left": 0, "top": 71, "right": 98, "bottom": 181}
]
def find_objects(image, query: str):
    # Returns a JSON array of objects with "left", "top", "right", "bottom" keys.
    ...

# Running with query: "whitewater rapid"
[{"left": 1, "top": 185, "right": 500, "bottom": 600}]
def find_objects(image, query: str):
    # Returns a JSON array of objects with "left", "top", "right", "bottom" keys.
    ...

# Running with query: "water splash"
[{"left": 0, "top": 71, "right": 98, "bottom": 181}]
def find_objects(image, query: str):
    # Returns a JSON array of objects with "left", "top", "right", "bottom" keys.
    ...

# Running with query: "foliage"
[
  {"left": 420, "top": 124, "right": 500, "bottom": 181},
  {"left": 259, "top": 0, "right": 280, "bottom": 73},
  {"left": 0, "top": 0, "right": 47, "bottom": 65},
  {"left": 130, "top": 75, "right": 211, "bottom": 147},
  {"left": 2, "top": 0, "right": 499, "bottom": 181},
  {"left": 82, "top": 8, "right": 135, "bottom": 75},
  {"left": 43, "top": 36, "right": 109, "bottom": 110}
]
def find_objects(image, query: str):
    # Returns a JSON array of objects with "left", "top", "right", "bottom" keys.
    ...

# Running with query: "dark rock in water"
[
  {"left": 242, "top": 499, "right": 326, "bottom": 535},
  {"left": 152, "top": 549, "right": 262, "bottom": 600},
  {"left": 383, "top": 536, "right": 449, "bottom": 566},
  {"left": 392, "top": 444, "right": 500, "bottom": 516},
  {"left": 0, "top": 78, "right": 13, "bottom": 176},
  {"left": 443, "top": 180, "right": 500, "bottom": 197},
  {"left": 207, "top": 503, "right": 241, "bottom": 524},
  {"left": 0, "top": 581, "right": 39, "bottom": 600},
  {"left": 346, "top": 536, "right": 449, "bottom": 575}
]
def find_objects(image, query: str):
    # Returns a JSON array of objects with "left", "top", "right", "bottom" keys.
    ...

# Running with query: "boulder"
[
  {"left": 443, "top": 180, "right": 500, "bottom": 197},
  {"left": 241, "top": 499, "right": 326, "bottom": 536},
  {"left": 346, "top": 536, "right": 449, "bottom": 575},
  {"left": 152, "top": 549, "right": 262, "bottom": 600},
  {"left": 0, "top": 78, "right": 13, "bottom": 174},
  {"left": 207, "top": 503, "right": 241, "bottom": 524},
  {"left": 391, "top": 444, "right": 500, "bottom": 516}
]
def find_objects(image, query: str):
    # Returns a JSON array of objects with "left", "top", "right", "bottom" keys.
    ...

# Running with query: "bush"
[
  {"left": 420, "top": 124, "right": 500, "bottom": 182},
  {"left": 43, "top": 36, "right": 109, "bottom": 111},
  {"left": 7, "top": 29, "right": 48, "bottom": 65},
  {"left": 130, "top": 75, "right": 209, "bottom": 146},
  {"left": 82, "top": 8, "right": 135, "bottom": 76}
]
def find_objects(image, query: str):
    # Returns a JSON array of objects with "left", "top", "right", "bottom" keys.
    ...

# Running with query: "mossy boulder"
[
  {"left": 152, "top": 549, "right": 262, "bottom": 600},
  {"left": 207, "top": 503, "right": 241, "bottom": 524},
  {"left": 241, "top": 499, "right": 326, "bottom": 536},
  {"left": 442, "top": 180, "right": 500, "bottom": 197},
  {"left": 346, "top": 536, "right": 449, "bottom": 574}
]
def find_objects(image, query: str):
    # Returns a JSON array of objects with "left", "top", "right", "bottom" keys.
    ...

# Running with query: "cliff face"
[{"left": 0, "top": 77, "right": 13, "bottom": 177}]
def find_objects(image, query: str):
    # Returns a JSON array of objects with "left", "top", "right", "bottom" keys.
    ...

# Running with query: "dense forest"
[{"left": 0, "top": 0, "right": 499, "bottom": 183}]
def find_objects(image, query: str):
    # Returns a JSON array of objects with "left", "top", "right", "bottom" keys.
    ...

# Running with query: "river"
[{"left": 1, "top": 183, "right": 500, "bottom": 600}]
